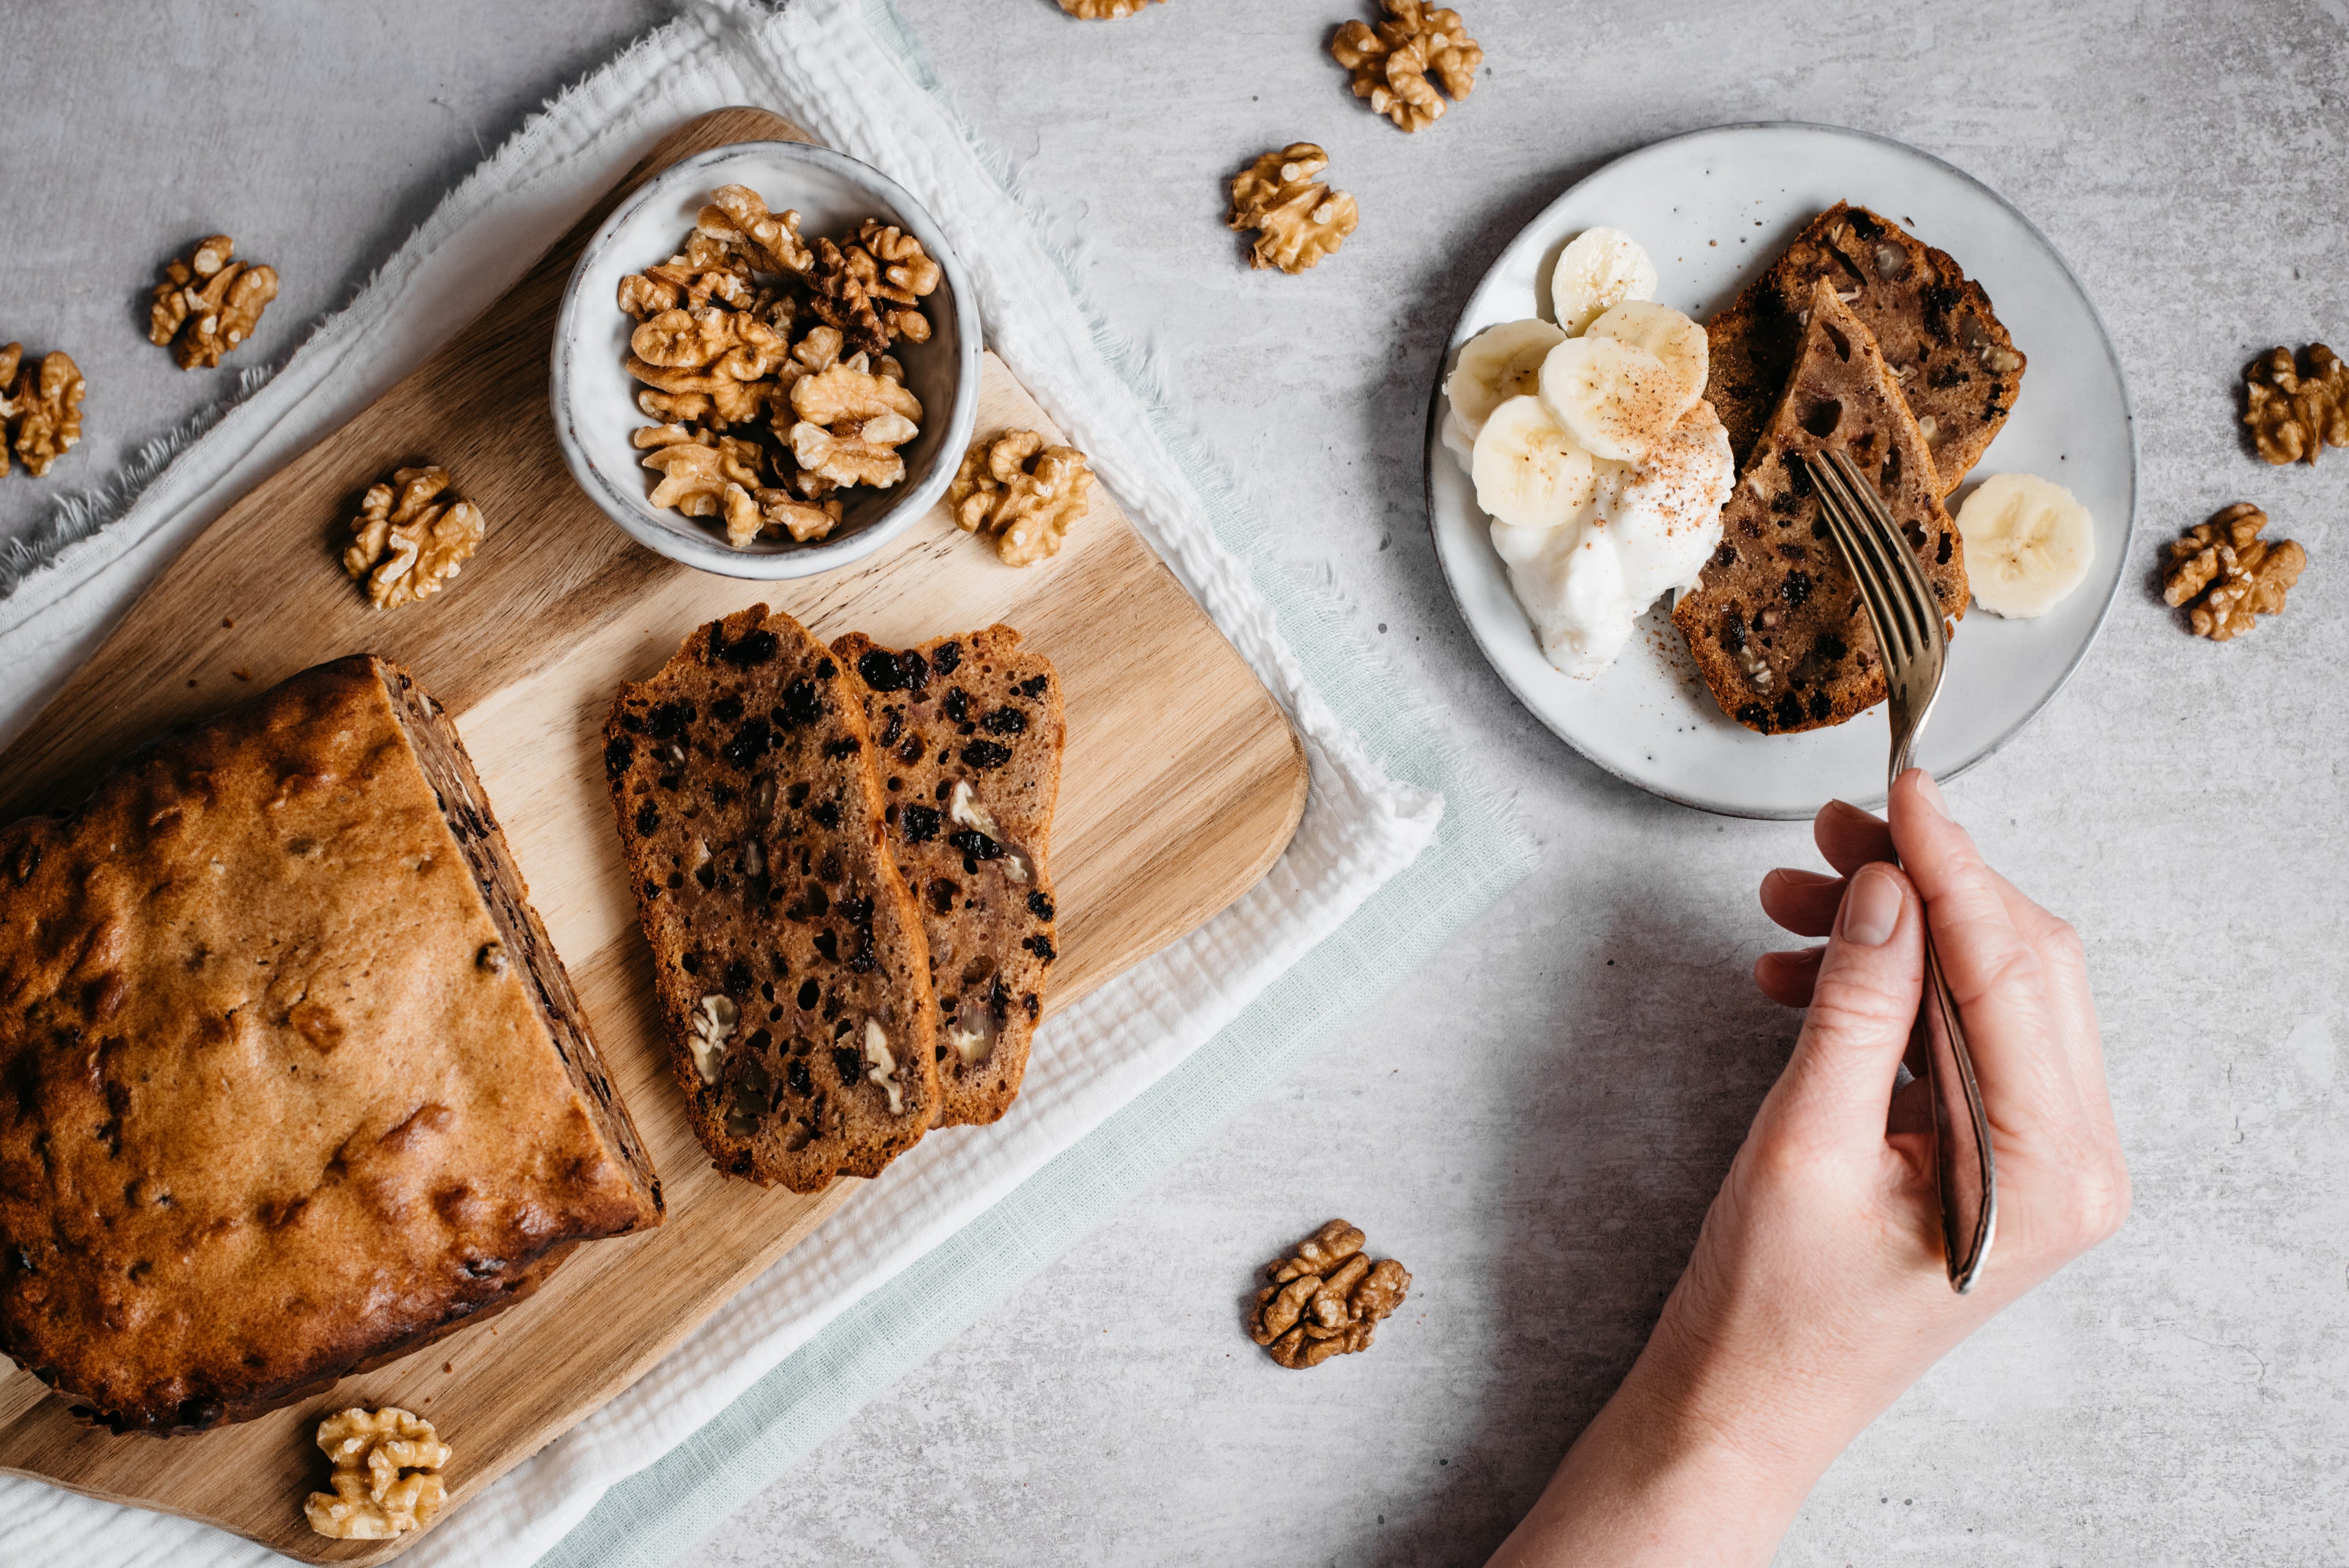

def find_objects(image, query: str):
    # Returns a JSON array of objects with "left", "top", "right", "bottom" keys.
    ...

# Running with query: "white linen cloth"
[{"left": 0, "top": 3, "right": 1532, "bottom": 1563}]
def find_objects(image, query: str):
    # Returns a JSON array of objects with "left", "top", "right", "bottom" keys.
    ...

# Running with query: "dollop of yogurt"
[{"left": 1486, "top": 402, "right": 1733, "bottom": 678}]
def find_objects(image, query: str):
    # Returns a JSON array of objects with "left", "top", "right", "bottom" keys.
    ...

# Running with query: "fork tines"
[{"left": 1805, "top": 448, "right": 1942, "bottom": 666}]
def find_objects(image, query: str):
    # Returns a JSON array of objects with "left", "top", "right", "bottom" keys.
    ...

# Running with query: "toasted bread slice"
[
  {"left": 1706, "top": 202, "right": 2024, "bottom": 492},
  {"left": 604, "top": 605, "right": 938, "bottom": 1192},
  {"left": 834, "top": 626, "right": 1062, "bottom": 1129},
  {"left": 1673, "top": 281, "right": 1968, "bottom": 735}
]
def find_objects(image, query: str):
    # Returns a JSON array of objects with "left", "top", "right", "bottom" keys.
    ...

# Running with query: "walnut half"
[
  {"left": 1058, "top": 0, "right": 1164, "bottom": 14},
  {"left": 2244, "top": 344, "right": 2349, "bottom": 465},
  {"left": 149, "top": 234, "right": 278, "bottom": 369},
  {"left": 303, "top": 1406, "right": 450, "bottom": 1540},
  {"left": 1228, "top": 144, "right": 1359, "bottom": 275},
  {"left": 2162, "top": 502, "right": 2307, "bottom": 641},
  {"left": 946, "top": 429, "right": 1094, "bottom": 566},
  {"left": 0, "top": 344, "right": 84, "bottom": 478},
  {"left": 1331, "top": 0, "right": 1483, "bottom": 133},
  {"left": 1248, "top": 1219, "right": 1412, "bottom": 1369},
  {"left": 341, "top": 467, "right": 487, "bottom": 609}
]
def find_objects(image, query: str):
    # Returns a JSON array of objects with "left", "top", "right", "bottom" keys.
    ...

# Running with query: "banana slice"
[
  {"left": 1537, "top": 335, "right": 1680, "bottom": 464},
  {"left": 1550, "top": 227, "right": 1658, "bottom": 336},
  {"left": 1586, "top": 301, "right": 1707, "bottom": 425},
  {"left": 1471, "top": 394, "right": 1598, "bottom": 530},
  {"left": 1954, "top": 473, "right": 2096, "bottom": 618},
  {"left": 1445, "top": 318, "right": 1570, "bottom": 440}
]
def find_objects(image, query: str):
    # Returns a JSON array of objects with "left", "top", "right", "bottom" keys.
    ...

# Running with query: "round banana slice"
[
  {"left": 1445, "top": 318, "right": 1570, "bottom": 440},
  {"left": 1586, "top": 300, "right": 1707, "bottom": 425},
  {"left": 1954, "top": 473, "right": 2096, "bottom": 618},
  {"left": 1550, "top": 227, "right": 1658, "bottom": 336},
  {"left": 1472, "top": 394, "right": 1598, "bottom": 530},
  {"left": 1537, "top": 335, "right": 1680, "bottom": 464}
]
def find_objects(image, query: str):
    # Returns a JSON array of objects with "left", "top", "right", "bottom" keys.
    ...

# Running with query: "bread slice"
[
  {"left": 1705, "top": 202, "right": 2025, "bottom": 492},
  {"left": 0, "top": 656, "right": 661, "bottom": 1435},
  {"left": 1672, "top": 281, "right": 1969, "bottom": 735},
  {"left": 604, "top": 605, "right": 938, "bottom": 1193},
  {"left": 832, "top": 626, "right": 1062, "bottom": 1128}
]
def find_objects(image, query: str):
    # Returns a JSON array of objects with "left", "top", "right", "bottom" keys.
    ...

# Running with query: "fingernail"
[
  {"left": 1768, "top": 867, "right": 1836, "bottom": 887},
  {"left": 1915, "top": 772, "right": 1951, "bottom": 819},
  {"left": 1839, "top": 864, "right": 1902, "bottom": 947}
]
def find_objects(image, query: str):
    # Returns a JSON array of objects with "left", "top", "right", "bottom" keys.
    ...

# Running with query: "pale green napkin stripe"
[
  {"left": 542, "top": 790, "right": 1530, "bottom": 1568},
  {"left": 535, "top": 4, "right": 1538, "bottom": 1561}
]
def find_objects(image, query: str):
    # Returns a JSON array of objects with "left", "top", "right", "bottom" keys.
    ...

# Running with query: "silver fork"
[{"left": 1803, "top": 448, "right": 1996, "bottom": 1295}]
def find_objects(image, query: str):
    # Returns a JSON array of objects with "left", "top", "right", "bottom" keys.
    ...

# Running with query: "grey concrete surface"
[{"left": 6, "top": 2, "right": 2347, "bottom": 1565}]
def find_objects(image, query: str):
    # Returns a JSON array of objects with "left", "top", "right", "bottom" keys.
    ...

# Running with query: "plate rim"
[{"left": 1422, "top": 119, "right": 2140, "bottom": 820}]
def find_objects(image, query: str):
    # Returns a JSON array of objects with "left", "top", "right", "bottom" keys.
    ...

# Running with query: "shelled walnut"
[
  {"left": 2162, "top": 502, "right": 2307, "bottom": 641},
  {"left": 1058, "top": 0, "right": 1163, "bottom": 15},
  {"left": 946, "top": 429, "right": 1094, "bottom": 566},
  {"left": 341, "top": 466, "right": 487, "bottom": 609},
  {"left": 303, "top": 1406, "right": 450, "bottom": 1540},
  {"left": 1228, "top": 144, "right": 1359, "bottom": 275},
  {"left": 149, "top": 234, "right": 278, "bottom": 369},
  {"left": 618, "top": 188, "right": 934, "bottom": 547},
  {"left": 1331, "top": 0, "right": 1482, "bottom": 133},
  {"left": 2244, "top": 344, "right": 2349, "bottom": 465},
  {"left": 0, "top": 344, "right": 84, "bottom": 478},
  {"left": 1247, "top": 1218, "right": 1412, "bottom": 1369}
]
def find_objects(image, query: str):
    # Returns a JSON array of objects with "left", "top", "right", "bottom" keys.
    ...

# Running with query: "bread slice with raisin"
[
  {"left": 1672, "top": 279, "right": 1968, "bottom": 735},
  {"left": 1705, "top": 202, "right": 2025, "bottom": 492},
  {"left": 832, "top": 626, "right": 1062, "bottom": 1129},
  {"left": 604, "top": 605, "right": 938, "bottom": 1193}
]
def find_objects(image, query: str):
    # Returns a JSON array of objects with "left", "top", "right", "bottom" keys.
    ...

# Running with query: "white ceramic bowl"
[{"left": 551, "top": 141, "right": 981, "bottom": 579}]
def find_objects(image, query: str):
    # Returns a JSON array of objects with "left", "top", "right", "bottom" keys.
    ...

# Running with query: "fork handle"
[{"left": 1918, "top": 928, "right": 1996, "bottom": 1292}]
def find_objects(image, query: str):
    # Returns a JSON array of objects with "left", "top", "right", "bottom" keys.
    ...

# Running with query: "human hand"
[{"left": 1490, "top": 771, "right": 2127, "bottom": 1568}]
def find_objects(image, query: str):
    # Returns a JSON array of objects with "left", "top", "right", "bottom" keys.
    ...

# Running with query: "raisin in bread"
[
  {"left": 0, "top": 657, "right": 661, "bottom": 1435},
  {"left": 1672, "top": 280, "right": 1968, "bottom": 735},
  {"left": 833, "top": 626, "right": 1062, "bottom": 1129},
  {"left": 604, "top": 605, "right": 938, "bottom": 1193},
  {"left": 1706, "top": 202, "right": 2025, "bottom": 492}
]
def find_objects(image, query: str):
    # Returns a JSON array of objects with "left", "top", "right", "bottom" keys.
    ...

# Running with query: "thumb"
[{"left": 1764, "top": 862, "right": 1925, "bottom": 1152}]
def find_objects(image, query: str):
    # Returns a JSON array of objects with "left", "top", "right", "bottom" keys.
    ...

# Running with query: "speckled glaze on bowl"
[{"left": 551, "top": 140, "right": 981, "bottom": 580}]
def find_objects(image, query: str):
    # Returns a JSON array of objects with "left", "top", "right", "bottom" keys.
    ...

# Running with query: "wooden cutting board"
[{"left": 0, "top": 107, "right": 1305, "bottom": 1561}]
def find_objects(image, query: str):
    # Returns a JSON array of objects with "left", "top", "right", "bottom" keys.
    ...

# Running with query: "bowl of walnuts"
[{"left": 551, "top": 139, "right": 981, "bottom": 579}]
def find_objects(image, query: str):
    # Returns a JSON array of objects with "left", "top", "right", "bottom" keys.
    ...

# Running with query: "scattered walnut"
[
  {"left": 303, "top": 1406, "right": 450, "bottom": 1541},
  {"left": 148, "top": 234, "right": 279, "bottom": 369},
  {"left": 1331, "top": 0, "right": 1482, "bottom": 133},
  {"left": 1228, "top": 144, "right": 1359, "bottom": 274},
  {"left": 945, "top": 429, "right": 1095, "bottom": 566},
  {"left": 1058, "top": 0, "right": 1164, "bottom": 15},
  {"left": 2162, "top": 502, "right": 2307, "bottom": 641},
  {"left": 2244, "top": 344, "right": 2349, "bottom": 465},
  {"left": 0, "top": 344, "right": 84, "bottom": 478},
  {"left": 341, "top": 467, "right": 486, "bottom": 610},
  {"left": 1248, "top": 1219, "right": 1412, "bottom": 1369}
]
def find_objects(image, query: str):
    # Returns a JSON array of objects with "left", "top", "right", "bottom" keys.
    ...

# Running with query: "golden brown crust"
[
  {"left": 832, "top": 627, "right": 1061, "bottom": 1128},
  {"left": 1705, "top": 202, "right": 2024, "bottom": 493},
  {"left": 1674, "top": 283, "right": 1967, "bottom": 735},
  {"left": 603, "top": 606, "right": 939, "bottom": 1192},
  {"left": 0, "top": 657, "right": 661, "bottom": 1435}
]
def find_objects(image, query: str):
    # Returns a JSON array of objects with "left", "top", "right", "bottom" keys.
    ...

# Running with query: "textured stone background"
[{"left": 4, "top": 2, "right": 2345, "bottom": 1564}]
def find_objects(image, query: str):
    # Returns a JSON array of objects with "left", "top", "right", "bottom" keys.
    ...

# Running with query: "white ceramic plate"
[
  {"left": 552, "top": 141, "right": 982, "bottom": 580},
  {"left": 1427, "top": 124, "right": 2136, "bottom": 818}
]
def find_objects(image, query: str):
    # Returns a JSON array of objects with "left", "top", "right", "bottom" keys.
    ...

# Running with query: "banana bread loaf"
[{"left": 0, "top": 656, "right": 662, "bottom": 1435}]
